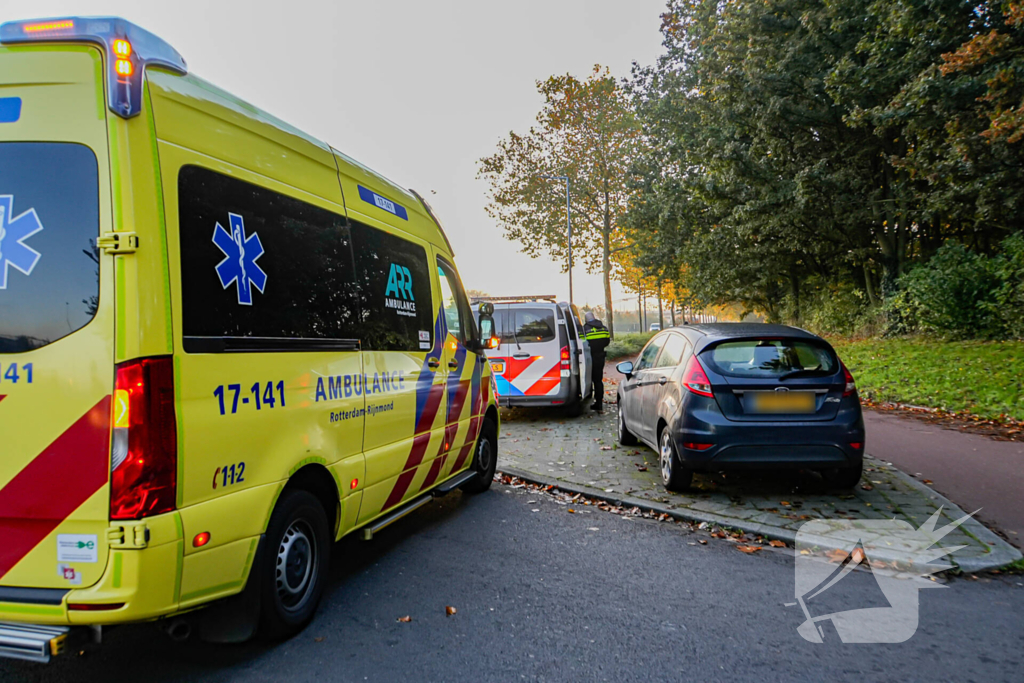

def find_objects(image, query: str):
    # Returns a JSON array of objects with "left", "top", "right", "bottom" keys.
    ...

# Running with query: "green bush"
[
  {"left": 606, "top": 332, "right": 655, "bottom": 359},
  {"left": 803, "top": 282, "right": 872, "bottom": 337},
  {"left": 992, "top": 233, "right": 1024, "bottom": 340},
  {"left": 896, "top": 241, "right": 1005, "bottom": 339}
]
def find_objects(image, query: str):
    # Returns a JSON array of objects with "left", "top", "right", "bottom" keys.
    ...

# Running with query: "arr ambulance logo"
[
  {"left": 0, "top": 194, "right": 43, "bottom": 290},
  {"left": 384, "top": 263, "right": 416, "bottom": 317},
  {"left": 213, "top": 213, "right": 267, "bottom": 305}
]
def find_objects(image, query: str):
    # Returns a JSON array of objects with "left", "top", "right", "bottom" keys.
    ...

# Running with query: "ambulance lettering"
[
  {"left": 314, "top": 372, "right": 406, "bottom": 402},
  {"left": 212, "top": 212, "right": 267, "bottom": 305},
  {"left": 0, "top": 194, "right": 44, "bottom": 289}
]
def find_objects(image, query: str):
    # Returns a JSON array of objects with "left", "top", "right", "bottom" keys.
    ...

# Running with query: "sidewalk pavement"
[{"left": 497, "top": 401, "right": 1022, "bottom": 573}]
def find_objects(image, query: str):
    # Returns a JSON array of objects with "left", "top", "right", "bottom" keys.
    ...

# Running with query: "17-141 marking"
[
  {"left": 214, "top": 380, "right": 285, "bottom": 416},
  {"left": 0, "top": 362, "right": 33, "bottom": 384}
]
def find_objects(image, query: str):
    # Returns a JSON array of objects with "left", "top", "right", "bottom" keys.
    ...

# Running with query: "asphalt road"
[{"left": 2, "top": 483, "right": 1022, "bottom": 683}]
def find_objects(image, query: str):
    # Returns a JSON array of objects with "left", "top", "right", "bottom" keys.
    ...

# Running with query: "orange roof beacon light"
[{"left": 0, "top": 16, "right": 187, "bottom": 118}]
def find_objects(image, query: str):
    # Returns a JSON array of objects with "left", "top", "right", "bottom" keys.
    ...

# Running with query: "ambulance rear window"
[{"left": 0, "top": 143, "right": 100, "bottom": 353}]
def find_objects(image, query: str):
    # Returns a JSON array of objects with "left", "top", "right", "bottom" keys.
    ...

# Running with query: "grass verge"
[
  {"left": 832, "top": 337, "right": 1024, "bottom": 422},
  {"left": 607, "top": 331, "right": 655, "bottom": 360}
]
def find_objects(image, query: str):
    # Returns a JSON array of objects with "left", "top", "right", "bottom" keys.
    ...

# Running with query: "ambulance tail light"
[
  {"left": 560, "top": 346, "right": 571, "bottom": 370},
  {"left": 110, "top": 357, "right": 177, "bottom": 521},
  {"left": 0, "top": 16, "right": 187, "bottom": 118}
]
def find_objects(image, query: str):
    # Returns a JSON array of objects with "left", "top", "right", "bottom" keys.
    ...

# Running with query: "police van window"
[
  {"left": 178, "top": 166, "right": 360, "bottom": 350},
  {"left": 0, "top": 143, "right": 100, "bottom": 353},
  {"left": 349, "top": 221, "right": 433, "bottom": 351},
  {"left": 505, "top": 308, "right": 556, "bottom": 344},
  {"left": 437, "top": 260, "right": 463, "bottom": 341}
]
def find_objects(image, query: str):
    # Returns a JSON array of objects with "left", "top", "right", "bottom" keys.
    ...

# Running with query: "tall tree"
[{"left": 478, "top": 66, "right": 640, "bottom": 333}]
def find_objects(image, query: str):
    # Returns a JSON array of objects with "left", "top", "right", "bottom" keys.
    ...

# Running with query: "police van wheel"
[
  {"left": 460, "top": 417, "right": 498, "bottom": 494},
  {"left": 258, "top": 489, "right": 330, "bottom": 640},
  {"left": 565, "top": 394, "right": 583, "bottom": 417}
]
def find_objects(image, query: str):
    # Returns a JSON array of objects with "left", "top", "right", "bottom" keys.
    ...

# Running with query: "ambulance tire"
[
  {"left": 460, "top": 417, "right": 498, "bottom": 494},
  {"left": 258, "top": 489, "right": 331, "bottom": 640}
]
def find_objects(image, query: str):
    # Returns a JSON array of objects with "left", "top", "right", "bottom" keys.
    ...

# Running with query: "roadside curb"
[{"left": 498, "top": 464, "right": 1022, "bottom": 573}]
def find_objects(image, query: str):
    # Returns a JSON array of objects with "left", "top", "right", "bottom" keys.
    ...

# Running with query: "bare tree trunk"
[
  {"left": 601, "top": 191, "right": 614, "bottom": 337},
  {"left": 657, "top": 279, "right": 664, "bottom": 328},
  {"left": 671, "top": 299, "right": 676, "bottom": 326}
]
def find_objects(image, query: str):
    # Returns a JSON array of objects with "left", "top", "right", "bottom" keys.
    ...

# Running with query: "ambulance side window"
[
  {"left": 178, "top": 166, "right": 360, "bottom": 350},
  {"left": 437, "top": 259, "right": 474, "bottom": 344},
  {"left": 349, "top": 221, "right": 434, "bottom": 351}
]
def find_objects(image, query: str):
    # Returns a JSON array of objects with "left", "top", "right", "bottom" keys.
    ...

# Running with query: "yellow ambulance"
[{"left": 0, "top": 16, "right": 499, "bottom": 661}]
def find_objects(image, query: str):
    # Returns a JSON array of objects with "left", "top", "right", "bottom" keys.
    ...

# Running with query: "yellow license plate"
[
  {"left": 751, "top": 392, "right": 815, "bottom": 413},
  {"left": 490, "top": 361, "right": 505, "bottom": 374}
]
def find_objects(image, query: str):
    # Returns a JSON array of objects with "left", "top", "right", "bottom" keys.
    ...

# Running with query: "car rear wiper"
[{"left": 778, "top": 368, "right": 824, "bottom": 381}]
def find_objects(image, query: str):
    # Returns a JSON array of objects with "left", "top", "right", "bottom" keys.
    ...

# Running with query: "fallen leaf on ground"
[
  {"left": 567, "top": 508, "right": 575, "bottom": 513},
  {"left": 780, "top": 501, "right": 791, "bottom": 506},
  {"left": 923, "top": 479, "right": 933, "bottom": 485},
  {"left": 736, "top": 545, "right": 761, "bottom": 553},
  {"left": 636, "top": 465, "right": 648, "bottom": 472},
  {"left": 698, "top": 539, "right": 707, "bottom": 545},
  {"left": 314, "top": 637, "right": 325, "bottom": 642},
  {"left": 397, "top": 616, "right": 412, "bottom": 623},
  {"left": 446, "top": 606, "right": 456, "bottom": 616},
  {"left": 599, "top": 446, "right": 613, "bottom": 451},
  {"left": 768, "top": 540, "right": 786, "bottom": 548},
  {"left": 861, "top": 484, "right": 874, "bottom": 491}
]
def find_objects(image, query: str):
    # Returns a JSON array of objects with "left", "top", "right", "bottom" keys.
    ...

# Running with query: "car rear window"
[
  {"left": 703, "top": 339, "right": 837, "bottom": 378},
  {"left": 502, "top": 307, "right": 556, "bottom": 344},
  {"left": 0, "top": 142, "right": 100, "bottom": 353}
]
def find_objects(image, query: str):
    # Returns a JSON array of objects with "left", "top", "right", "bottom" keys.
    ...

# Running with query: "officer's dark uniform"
[{"left": 583, "top": 317, "right": 611, "bottom": 410}]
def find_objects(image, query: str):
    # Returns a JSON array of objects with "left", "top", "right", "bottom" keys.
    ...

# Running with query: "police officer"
[{"left": 583, "top": 311, "right": 611, "bottom": 411}]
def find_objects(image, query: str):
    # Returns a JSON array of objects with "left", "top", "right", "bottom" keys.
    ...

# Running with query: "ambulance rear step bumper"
[{"left": 0, "top": 622, "right": 70, "bottom": 663}]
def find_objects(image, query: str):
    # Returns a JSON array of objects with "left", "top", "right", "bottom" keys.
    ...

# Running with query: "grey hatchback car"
[{"left": 615, "top": 324, "right": 865, "bottom": 491}]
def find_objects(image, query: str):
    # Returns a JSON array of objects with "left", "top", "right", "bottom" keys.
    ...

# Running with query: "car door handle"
[
  {"left": 658, "top": 376, "right": 668, "bottom": 385},
  {"left": 427, "top": 357, "right": 440, "bottom": 369}
]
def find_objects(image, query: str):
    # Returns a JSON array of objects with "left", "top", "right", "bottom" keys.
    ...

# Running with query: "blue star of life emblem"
[
  {"left": 212, "top": 213, "right": 267, "bottom": 305},
  {"left": 0, "top": 194, "right": 43, "bottom": 290}
]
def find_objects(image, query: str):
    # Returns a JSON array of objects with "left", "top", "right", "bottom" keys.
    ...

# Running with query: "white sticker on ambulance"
[{"left": 57, "top": 534, "right": 98, "bottom": 563}]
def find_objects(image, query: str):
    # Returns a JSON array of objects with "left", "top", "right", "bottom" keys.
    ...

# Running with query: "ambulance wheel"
[
  {"left": 460, "top": 417, "right": 498, "bottom": 494},
  {"left": 258, "top": 489, "right": 330, "bottom": 639}
]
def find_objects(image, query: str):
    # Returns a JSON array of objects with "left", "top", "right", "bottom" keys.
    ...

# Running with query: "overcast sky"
[{"left": 2, "top": 0, "right": 668, "bottom": 308}]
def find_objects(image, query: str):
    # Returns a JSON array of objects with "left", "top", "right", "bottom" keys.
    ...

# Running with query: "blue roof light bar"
[{"left": 0, "top": 16, "right": 187, "bottom": 118}]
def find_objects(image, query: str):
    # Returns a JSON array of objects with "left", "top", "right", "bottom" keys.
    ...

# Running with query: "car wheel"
[
  {"left": 460, "top": 417, "right": 498, "bottom": 494},
  {"left": 617, "top": 402, "right": 638, "bottom": 446},
  {"left": 258, "top": 489, "right": 330, "bottom": 640},
  {"left": 660, "top": 429, "right": 692, "bottom": 492},
  {"left": 823, "top": 462, "right": 863, "bottom": 489}
]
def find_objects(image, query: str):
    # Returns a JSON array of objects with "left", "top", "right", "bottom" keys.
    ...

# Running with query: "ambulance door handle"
[
  {"left": 448, "top": 359, "right": 459, "bottom": 370},
  {"left": 512, "top": 352, "right": 530, "bottom": 359},
  {"left": 427, "top": 357, "right": 440, "bottom": 369}
]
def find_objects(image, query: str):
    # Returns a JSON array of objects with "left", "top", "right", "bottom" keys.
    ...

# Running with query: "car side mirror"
[
  {"left": 616, "top": 360, "right": 634, "bottom": 378},
  {"left": 468, "top": 312, "right": 498, "bottom": 352}
]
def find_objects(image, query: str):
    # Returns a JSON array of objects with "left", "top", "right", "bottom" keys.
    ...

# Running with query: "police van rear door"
[{"left": 0, "top": 43, "right": 115, "bottom": 591}]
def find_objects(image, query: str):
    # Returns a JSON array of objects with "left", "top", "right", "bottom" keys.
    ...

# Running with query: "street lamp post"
[{"left": 541, "top": 174, "right": 573, "bottom": 304}]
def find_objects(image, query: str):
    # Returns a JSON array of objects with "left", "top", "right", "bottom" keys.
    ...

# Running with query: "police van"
[
  {"left": 0, "top": 17, "right": 500, "bottom": 661},
  {"left": 471, "top": 297, "right": 591, "bottom": 415}
]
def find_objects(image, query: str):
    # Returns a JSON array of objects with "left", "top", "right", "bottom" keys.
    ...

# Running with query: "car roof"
[{"left": 658, "top": 323, "right": 824, "bottom": 354}]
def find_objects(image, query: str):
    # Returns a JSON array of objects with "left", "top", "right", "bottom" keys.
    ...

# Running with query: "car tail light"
[
  {"left": 849, "top": 442, "right": 863, "bottom": 450},
  {"left": 110, "top": 356, "right": 177, "bottom": 520},
  {"left": 841, "top": 362, "right": 857, "bottom": 397},
  {"left": 683, "top": 442, "right": 714, "bottom": 451},
  {"left": 560, "top": 346, "right": 571, "bottom": 370},
  {"left": 682, "top": 356, "right": 714, "bottom": 397}
]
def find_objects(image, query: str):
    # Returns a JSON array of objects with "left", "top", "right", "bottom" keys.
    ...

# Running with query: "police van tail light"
[
  {"left": 0, "top": 16, "right": 187, "bottom": 118},
  {"left": 560, "top": 346, "right": 571, "bottom": 370},
  {"left": 110, "top": 356, "right": 177, "bottom": 520}
]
